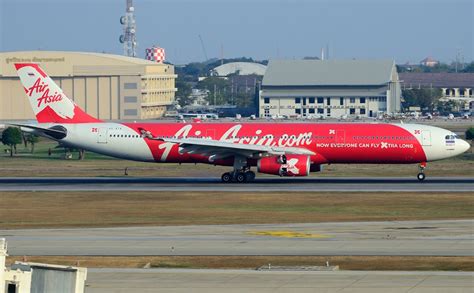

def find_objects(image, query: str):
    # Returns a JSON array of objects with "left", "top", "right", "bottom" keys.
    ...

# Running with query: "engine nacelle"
[{"left": 257, "top": 155, "right": 310, "bottom": 177}]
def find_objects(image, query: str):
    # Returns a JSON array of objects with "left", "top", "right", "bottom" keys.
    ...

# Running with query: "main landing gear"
[
  {"left": 221, "top": 155, "right": 256, "bottom": 183},
  {"left": 221, "top": 170, "right": 256, "bottom": 183},
  {"left": 417, "top": 162, "right": 426, "bottom": 181}
]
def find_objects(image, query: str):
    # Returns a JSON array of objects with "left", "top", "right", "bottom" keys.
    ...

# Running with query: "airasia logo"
[
  {"left": 156, "top": 124, "right": 313, "bottom": 162},
  {"left": 27, "top": 78, "right": 63, "bottom": 108},
  {"left": 284, "top": 158, "right": 300, "bottom": 175}
]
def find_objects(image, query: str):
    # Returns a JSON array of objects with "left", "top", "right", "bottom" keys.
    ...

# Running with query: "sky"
[{"left": 1, "top": 0, "right": 473, "bottom": 64}]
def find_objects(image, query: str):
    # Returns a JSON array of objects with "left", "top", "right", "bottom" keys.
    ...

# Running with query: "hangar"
[
  {"left": 0, "top": 51, "right": 177, "bottom": 121},
  {"left": 259, "top": 59, "right": 401, "bottom": 118},
  {"left": 211, "top": 62, "right": 267, "bottom": 76}
]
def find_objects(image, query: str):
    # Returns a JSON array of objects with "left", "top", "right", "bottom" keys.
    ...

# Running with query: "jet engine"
[{"left": 257, "top": 155, "right": 310, "bottom": 176}]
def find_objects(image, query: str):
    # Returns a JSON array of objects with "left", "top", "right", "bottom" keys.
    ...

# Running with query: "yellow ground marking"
[{"left": 248, "top": 231, "right": 329, "bottom": 238}]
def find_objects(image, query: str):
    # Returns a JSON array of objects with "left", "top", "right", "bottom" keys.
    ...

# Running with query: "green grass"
[
  {"left": 6, "top": 255, "right": 474, "bottom": 271},
  {"left": 1, "top": 192, "right": 472, "bottom": 229}
]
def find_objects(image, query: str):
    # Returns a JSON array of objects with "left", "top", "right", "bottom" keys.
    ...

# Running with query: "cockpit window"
[{"left": 445, "top": 134, "right": 457, "bottom": 140}]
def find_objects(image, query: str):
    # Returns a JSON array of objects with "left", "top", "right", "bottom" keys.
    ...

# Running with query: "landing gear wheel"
[
  {"left": 417, "top": 173, "right": 426, "bottom": 181},
  {"left": 236, "top": 172, "right": 246, "bottom": 183},
  {"left": 221, "top": 172, "right": 232, "bottom": 183},
  {"left": 245, "top": 171, "right": 256, "bottom": 182}
]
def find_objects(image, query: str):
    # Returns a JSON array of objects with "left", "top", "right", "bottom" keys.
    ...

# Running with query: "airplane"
[{"left": 11, "top": 63, "right": 471, "bottom": 183}]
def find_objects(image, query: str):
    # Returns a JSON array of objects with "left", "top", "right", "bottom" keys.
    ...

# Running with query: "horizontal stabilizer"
[{"left": 9, "top": 123, "right": 67, "bottom": 139}]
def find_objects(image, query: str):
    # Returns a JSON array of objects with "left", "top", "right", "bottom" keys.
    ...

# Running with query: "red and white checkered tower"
[{"left": 145, "top": 46, "right": 166, "bottom": 63}]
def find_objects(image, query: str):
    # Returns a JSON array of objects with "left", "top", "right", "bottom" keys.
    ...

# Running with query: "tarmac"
[
  {"left": 85, "top": 268, "right": 474, "bottom": 293},
  {"left": 2, "top": 220, "right": 473, "bottom": 256},
  {"left": 0, "top": 176, "right": 473, "bottom": 192}
]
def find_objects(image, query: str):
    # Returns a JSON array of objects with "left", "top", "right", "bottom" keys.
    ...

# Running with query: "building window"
[
  {"left": 327, "top": 108, "right": 331, "bottom": 116},
  {"left": 124, "top": 109, "right": 138, "bottom": 116},
  {"left": 309, "top": 108, "right": 315, "bottom": 114},
  {"left": 350, "top": 98, "right": 355, "bottom": 103},
  {"left": 340, "top": 97, "right": 344, "bottom": 106},
  {"left": 264, "top": 97, "right": 270, "bottom": 104},
  {"left": 309, "top": 97, "right": 315, "bottom": 103},
  {"left": 295, "top": 97, "right": 301, "bottom": 104},
  {"left": 264, "top": 109, "right": 270, "bottom": 117},
  {"left": 326, "top": 98, "right": 331, "bottom": 106},
  {"left": 295, "top": 108, "right": 301, "bottom": 114},
  {"left": 360, "top": 108, "right": 366, "bottom": 115},
  {"left": 350, "top": 108, "right": 355, "bottom": 115},
  {"left": 124, "top": 82, "right": 138, "bottom": 89},
  {"left": 124, "top": 96, "right": 137, "bottom": 103},
  {"left": 360, "top": 97, "right": 366, "bottom": 103},
  {"left": 317, "top": 97, "right": 324, "bottom": 103},
  {"left": 317, "top": 108, "right": 324, "bottom": 114}
]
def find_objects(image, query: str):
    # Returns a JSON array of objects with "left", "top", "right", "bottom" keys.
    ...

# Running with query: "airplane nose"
[{"left": 459, "top": 139, "right": 471, "bottom": 154}]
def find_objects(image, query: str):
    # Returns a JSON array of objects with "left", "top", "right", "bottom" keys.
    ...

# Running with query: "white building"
[
  {"left": 259, "top": 60, "right": 401, "bottom": 118},
  {"left": 399, "top": 72, "right": 474, "bottom": 112},
  {"left": 1, "top": 238, "right": 87, "bottom": 293}
]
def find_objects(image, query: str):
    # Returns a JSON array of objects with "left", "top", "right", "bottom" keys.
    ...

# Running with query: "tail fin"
[{"left": 15, "top": 63, "right": 101, "bottom": 123}]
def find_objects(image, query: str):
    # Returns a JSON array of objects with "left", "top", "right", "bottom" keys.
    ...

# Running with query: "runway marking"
[{"left": 248, "top": 230, "right": 330, "bottom": 238}]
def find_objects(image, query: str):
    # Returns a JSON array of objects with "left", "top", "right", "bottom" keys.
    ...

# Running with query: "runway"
[
  {"left": 2, "top": 220, "right": 473, "bottom": 256},
  {"left": 0, "top": 176, "right": 473, "bottom": 192},
  {"left": 85, "top": 268, "right": 474, "bottom": 293}
]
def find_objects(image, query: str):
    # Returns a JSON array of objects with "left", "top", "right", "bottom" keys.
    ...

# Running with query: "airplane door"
[
  {"left": 97, "top": 128, "right": 108, "bottom": 144},
  {"left": 421, "top": 130, "right": 431, "bottom": 146}
]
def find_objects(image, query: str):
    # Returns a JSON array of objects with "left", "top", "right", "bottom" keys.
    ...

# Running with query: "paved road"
[
  {"left": 2, "top": 220, "right": 473, "bottom": 256},
  {"left": 0, "top": 176, "right": 473, "bottom": 192},
  {"left": 85, "top": 268, "right": 474, "bottom": 293}
]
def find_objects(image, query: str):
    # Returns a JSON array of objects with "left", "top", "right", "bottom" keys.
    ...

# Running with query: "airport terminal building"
[
  {"left": 0, "top": 51, "right": 177, "bottom": 121},
  {"left": 259, "top": 60, "right": 401, "bottom": 118}
]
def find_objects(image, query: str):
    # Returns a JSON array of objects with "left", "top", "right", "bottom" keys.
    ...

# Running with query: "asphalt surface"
[
  {"left": 2, "top": 220, "right": 473, "bottom": 256},
  {"left": 0, "top": 176, "right": 473, "bottom": 192},
  {"left": 85, "top": 268, "right": 474, "bottom": 293}
]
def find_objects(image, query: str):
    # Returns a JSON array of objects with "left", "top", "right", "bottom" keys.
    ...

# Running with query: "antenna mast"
[{"left": 119, "top": 0, "right": 137, "bottom": 57}]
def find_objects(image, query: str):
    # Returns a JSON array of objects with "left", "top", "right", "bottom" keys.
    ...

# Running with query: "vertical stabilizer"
[{"left": 15, "top": 63, "right": 101, "bottom": 123}]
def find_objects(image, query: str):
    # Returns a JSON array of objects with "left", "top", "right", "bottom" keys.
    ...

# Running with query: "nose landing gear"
[
  {"left": 417, "top": 162, "right": 426, "bottom": 181},
  {"left": 417, "top": 172, "right": 426, "bottom": 181}
]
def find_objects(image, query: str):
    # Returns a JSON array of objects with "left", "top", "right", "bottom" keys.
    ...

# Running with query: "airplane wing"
[{"left": 141, "top": 131, "right": 314, "bottom": 161}]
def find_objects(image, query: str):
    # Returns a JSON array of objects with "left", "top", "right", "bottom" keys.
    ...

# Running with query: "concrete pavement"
[
  {"left": 2, "top": 220, "right": 473, "bottom": 256},
  {"left": 0, "top": 176, "right": 473, "bottom": 192},
  {"left": 85, "top": 268, "right": 474, "bottom": 293}
]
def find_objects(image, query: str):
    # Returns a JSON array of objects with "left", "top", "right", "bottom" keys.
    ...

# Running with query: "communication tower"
[{"left": 119, "top": 0, "right": 137, "bottom": 57}]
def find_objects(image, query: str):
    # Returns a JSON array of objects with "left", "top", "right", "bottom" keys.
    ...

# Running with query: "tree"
[
  {"left": 463, "top": 62, "right": 474, "bottom": 73},
  {"left": 197, "top": 77, "right": 231, "bottom": 105},
  {"left": 436, "top": 100, "right": 458, "bottom": 114},
  {"left": 26, "top": 134, "right": 40, "bottom": 153},
  {"left": 466, "top": 127, "right": 474, "bottom": 140},
  {"left": 1, "top": 127, "right": 22, "bottom": 157},
  {"left": 175, "top": 80, "right": 194, "bottom": 107},
  {"left": 402, "top": 88, "right": 441, "bottom": 111}
]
